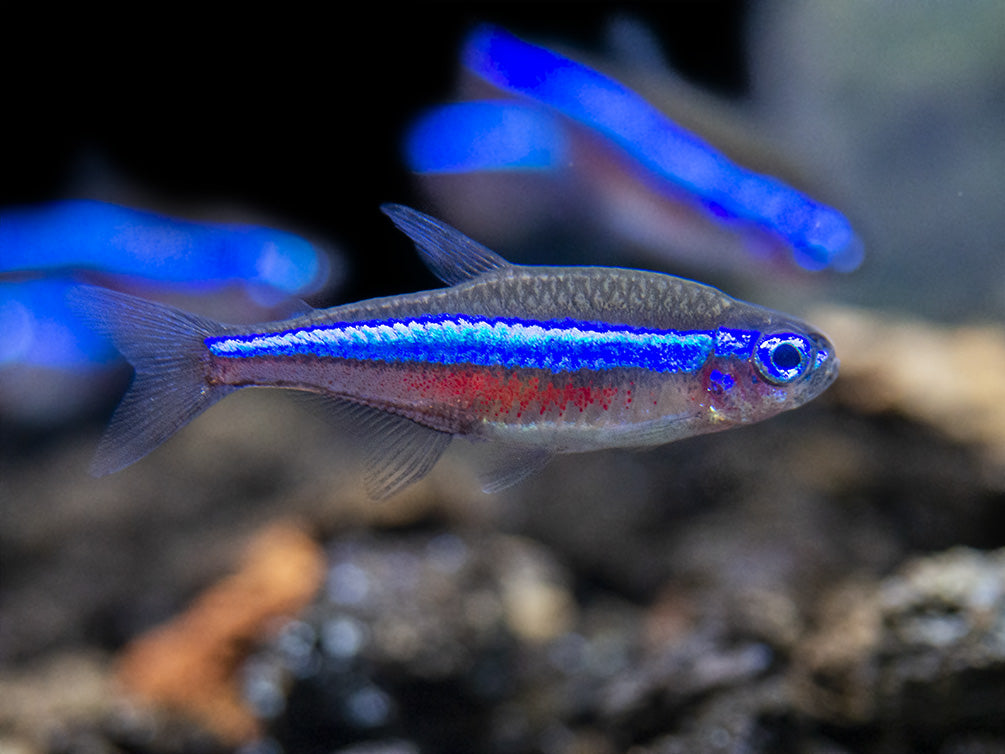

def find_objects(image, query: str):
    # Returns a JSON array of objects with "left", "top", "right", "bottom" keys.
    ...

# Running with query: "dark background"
[{"left": 3, "top": 3, "right": 748, "bottom": 304}]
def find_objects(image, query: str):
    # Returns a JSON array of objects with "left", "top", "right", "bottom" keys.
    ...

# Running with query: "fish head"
[{"left": 698, "top": 320, "right": 838, "bottom": 426}]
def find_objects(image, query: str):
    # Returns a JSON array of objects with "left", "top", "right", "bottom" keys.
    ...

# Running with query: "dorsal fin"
[{"left": 381, "top": 204, "right": 511, "bottom": 285}]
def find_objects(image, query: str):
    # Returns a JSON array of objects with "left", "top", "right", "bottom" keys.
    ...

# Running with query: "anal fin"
[{"left": 330, "top": 400, "right": 453, "bottom": 499}]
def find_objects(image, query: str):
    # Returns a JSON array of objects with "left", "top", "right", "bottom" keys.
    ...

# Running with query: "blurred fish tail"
[{"left": 67, "top": 286, "right": 235, "bottom": 476}]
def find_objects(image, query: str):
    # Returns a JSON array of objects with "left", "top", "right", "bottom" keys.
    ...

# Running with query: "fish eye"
[{"left": 754, "top": 333, "right": 813, "bottom": 384}]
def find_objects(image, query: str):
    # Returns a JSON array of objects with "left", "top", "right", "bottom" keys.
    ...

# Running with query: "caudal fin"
[{"left": 68, "top": 286, "right": 236, "bottom": 475}]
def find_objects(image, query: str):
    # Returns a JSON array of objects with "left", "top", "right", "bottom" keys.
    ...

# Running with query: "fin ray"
[
  {"left": 478, "top": 444, "right": 554, "bottom": 493},
  {"left": 67, "top": 286, "right": 233, "bottom": 475},
  {"left": 380, "top": 204, "right": 511, "bottom": 285},
  {"left": 329, "top": 399, "right": 453, "bottom": 499}
]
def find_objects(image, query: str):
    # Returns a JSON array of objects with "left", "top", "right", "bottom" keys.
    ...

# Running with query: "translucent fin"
[
  {"left": 67, "top": 286, "right": 235, "bottom": 476},
  {"left": 279, "top": 297, "right": 316, "bottom": 317},
  {"left": 380, "top": 204, "right": 511, "bottom": 285},
  {"left": 478, "top": 445, "right": 554, "bottom": 494},
  {"left": 616, "top": 413, "right": 693, "bottom": 449},
  {"left": 331, "top": 400, "right": 453, "bottom": 499}
]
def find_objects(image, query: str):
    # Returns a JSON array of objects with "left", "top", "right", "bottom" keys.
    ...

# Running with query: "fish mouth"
[
  {"left": 805, "top": 333, "right": 839, "bottom": 399},
  {"left": 822, "top": 355, "right": 840, "bottom": 389}
]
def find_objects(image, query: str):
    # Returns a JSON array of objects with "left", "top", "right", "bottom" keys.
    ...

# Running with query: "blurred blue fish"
[
  {"left": 0, "top": 278, "right": 118, "bottom": 371},
  {"left": 0, "top": 199, "right": 335, "bottom": 425},
  {"left": 406, "top": 100, "right": 569, "bottom": 173},
  {"left": 1, "top": 199, "right": 329, "bottom": 296},
  {"left": 405, "top": 24, "right": 863, "bottom": 276}
]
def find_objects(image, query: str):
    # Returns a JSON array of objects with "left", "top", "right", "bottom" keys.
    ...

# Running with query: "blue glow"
[
  {"left": 0, "top": 199, "right": 325, "bottom": 294},
  {"left": 813, "top": 346, "right": 831, "bottom": 370},
  {"left": 457, "top": 25, "right": 862, "bottom": 272},
  {"left": 708, "top": 369, "right": 736, "bottom": 392},
  {"left": 0, "top": 279, "right": 119, "bottom": 370},
  {"left": 207, "top": 314, "right": 720, "bottom": 375},
  {"left": 405, "top": 101, "right": 569, "bottom": 173}
]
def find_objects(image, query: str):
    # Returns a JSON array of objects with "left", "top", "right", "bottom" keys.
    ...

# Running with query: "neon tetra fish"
[{"left": 70, "top": 205, "right": 838, "bottom": 498}]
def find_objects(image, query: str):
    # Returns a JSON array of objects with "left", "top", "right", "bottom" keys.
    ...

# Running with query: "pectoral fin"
[{"left": 477, "top": 444, "right": 554, "bottom": 493}]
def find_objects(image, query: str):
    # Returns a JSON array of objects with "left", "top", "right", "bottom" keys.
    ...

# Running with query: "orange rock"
[{"left": 116, "top": 519, "right": 325, "bottom": 744}]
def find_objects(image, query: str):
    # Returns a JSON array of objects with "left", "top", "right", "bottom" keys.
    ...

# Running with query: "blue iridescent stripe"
[
  {"left": 462, "top": 25, "right": 862, "bottom": 272},
  {"left": 205, "top": 315, "right": 741, "bottom": 374},
  {"left": 714, "top": 328, "right": 757, "bottom": 359}
]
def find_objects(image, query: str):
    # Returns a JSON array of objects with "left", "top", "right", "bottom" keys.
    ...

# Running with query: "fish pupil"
[{"left": 772, "top": 343, "right": 803, "bottom": 371}]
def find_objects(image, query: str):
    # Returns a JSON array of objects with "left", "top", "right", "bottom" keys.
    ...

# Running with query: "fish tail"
[{"left": 67, "top": 286, "right": 236, "bottom": 476}]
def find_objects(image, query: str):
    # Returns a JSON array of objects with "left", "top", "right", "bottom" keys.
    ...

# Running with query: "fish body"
[{"left": 72, "top": 205, "right": 838, "bottom": 497}]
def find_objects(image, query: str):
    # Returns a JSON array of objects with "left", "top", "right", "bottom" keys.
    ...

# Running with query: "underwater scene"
[{"left": 3, "top": 4, "right": 1005, "bottom": 753}]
